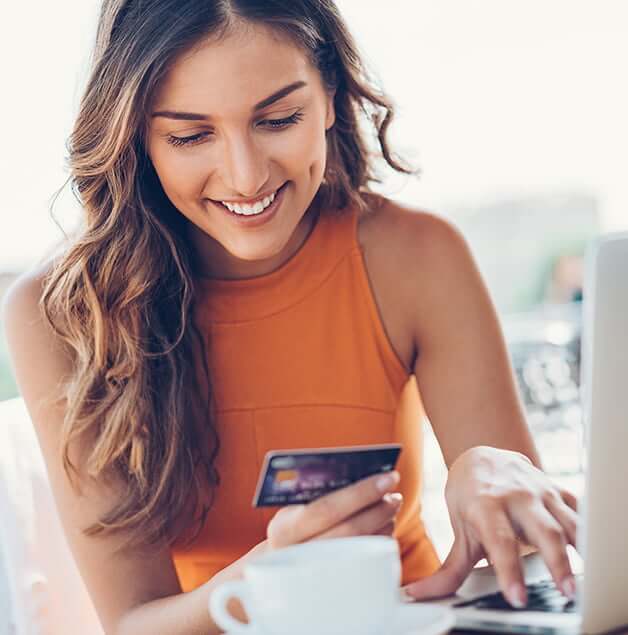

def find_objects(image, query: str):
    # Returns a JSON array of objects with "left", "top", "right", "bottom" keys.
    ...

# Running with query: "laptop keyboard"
[{"left": 454, "top": 579, "right": 578, "bottom": 613}]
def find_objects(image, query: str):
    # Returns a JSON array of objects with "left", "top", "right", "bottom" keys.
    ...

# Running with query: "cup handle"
[{"left": 209, "top": 580, "right": 253, "bottom": 634}]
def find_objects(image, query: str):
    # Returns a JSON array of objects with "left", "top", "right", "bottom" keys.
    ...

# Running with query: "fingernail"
[
  {"left": 384, "top": 492, "right": 404, "bottom": 507},
  {"left": 561, "top": 576, "right": 577, "bottom": 600},
  {"left": 508, "top": 584, "right": 527, "bottom": 609},
  {"left": 401, "top": 586, "right": 415, "bottom": 603},
  {"left": 376, "top": 471, "right": 400, "bottom": 492}
]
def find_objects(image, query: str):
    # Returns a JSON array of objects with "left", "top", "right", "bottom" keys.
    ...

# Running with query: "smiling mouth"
[
  {"left": 206, "top": 181, "right": 289, "bottom": 227},
  {"left": 209, "top": 181, "right": 288, "bottom": 207},
  {"left": 209, "top": 181, "right": 288, "bottom": 222}
]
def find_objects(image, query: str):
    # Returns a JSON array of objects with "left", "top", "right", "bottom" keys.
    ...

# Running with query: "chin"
[
  {"left": 228, "top": 240, "right": 286, "bottom": 263},
  {"left": 242, "top": 248, "right": 285, "bottom": 263}
]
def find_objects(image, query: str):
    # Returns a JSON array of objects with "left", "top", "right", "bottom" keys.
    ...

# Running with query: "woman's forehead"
[{"left": 151, "top": 25, "right": 318, "bottom": 116}]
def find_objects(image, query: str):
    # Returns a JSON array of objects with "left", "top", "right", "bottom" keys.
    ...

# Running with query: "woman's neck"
[{"left": 189, "top": 201, "right": 322, "bottom": 281}]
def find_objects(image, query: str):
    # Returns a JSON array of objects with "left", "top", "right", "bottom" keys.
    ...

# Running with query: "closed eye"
[
  {"left": 166, "top": 110, "right": 304, "bottom": 148},
  {"left": 259, "top": 110, "right": 304, "bottom": 129},
  {"left": 166, "top": 131, "right": 210, "bottom": 147}
]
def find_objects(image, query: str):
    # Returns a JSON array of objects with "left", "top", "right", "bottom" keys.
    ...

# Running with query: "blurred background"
[
  {"left": 0, "top": 0, "right": 626, "bottom": 602},
  {"left": 3, "top": 0, "right": 626, "bottom": 462}
]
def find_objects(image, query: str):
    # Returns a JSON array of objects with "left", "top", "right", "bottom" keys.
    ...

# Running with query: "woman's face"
[{"left": 147, "top": 23, "right": 335, "bottom": 279}]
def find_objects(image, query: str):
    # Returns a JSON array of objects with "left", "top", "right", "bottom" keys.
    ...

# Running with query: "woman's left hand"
[{"left": 404, "top": 446, "right": 579, "bottom": 608}]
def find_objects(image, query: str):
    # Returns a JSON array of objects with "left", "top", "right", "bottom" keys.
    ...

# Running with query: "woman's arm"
[
  {"left": 408, "top": 213, "right": 540, "bottom": 467},
  {"left": 378, "top": 207, "right": 577, "bottom": 606},
  {"left": 360, "top": 201, "right": 539, "bottom": 467},
  {"left": 115, "top": 545, "right": 266, "bottom": 635},
  {"left": 1, "top": 268, "right": 227, "bottom": 635},
  {"left": 3, "top": 266, "right": 402, "bottom": 633}
]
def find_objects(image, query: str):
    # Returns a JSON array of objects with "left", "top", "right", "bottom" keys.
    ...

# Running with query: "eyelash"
[{"left": 166, "top": 110, "right": 305, "bottom": 148}]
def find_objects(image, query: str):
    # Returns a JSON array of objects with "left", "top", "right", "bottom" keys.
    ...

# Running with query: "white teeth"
[{"left": 222, "top": 191, "right": 276, "bottom": 216}]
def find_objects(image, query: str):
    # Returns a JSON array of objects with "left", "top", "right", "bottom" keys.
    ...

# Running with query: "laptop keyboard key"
[{"left": 454, "top": 579, "right": 577, "bottom": 614}]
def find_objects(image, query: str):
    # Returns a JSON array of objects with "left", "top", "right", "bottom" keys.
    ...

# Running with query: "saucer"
[
  {"left": 390, "top": 602, "right": 455, "bottom": 635},
  {"left": 224, "top": 601, "right": 455, "bottom": 635}
]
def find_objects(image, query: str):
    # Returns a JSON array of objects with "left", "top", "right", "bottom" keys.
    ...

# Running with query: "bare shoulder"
[
  {"left": 1, "top": 259, "right": 71, "bottom": 393},
  {"left": 357, "top": 194, "right": 470, "bottom": 277},
  {"left": 2, "top": 259, "right": 182, "bottom": 631},
  {"left": 1, "top": 259, "right": 66, "bottom": 374},
  {"left": 357, "top": 194, "right": 477, "bottom": 308},
  {"left": 1, "top": 259, "right": 55, "bottom": 328},
  {"left": 1, "top": 261, "right": 82, "bottom": 475},
  {"left": 357, "top": 194, "right": 489, "bottom": 355}
]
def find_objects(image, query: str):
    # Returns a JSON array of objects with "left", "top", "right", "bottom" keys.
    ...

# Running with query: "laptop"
[{"left": 427, "top": 232, "right": 628, "bottom": 635}]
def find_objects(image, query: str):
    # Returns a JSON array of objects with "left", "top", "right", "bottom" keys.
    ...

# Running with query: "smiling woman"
[
  {"left": 1, "top": 2, "right": 419, "bottom": 633},
  {"left": 145, "top": 25, "right": 338, "bottom": 274},
  {"left": 2, "top": 1, "right": 580, "bottom": 634}
]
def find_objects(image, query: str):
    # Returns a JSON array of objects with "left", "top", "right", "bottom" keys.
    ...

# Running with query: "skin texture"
[
  {"left": 147, "top": 23, "right": 335, "bottom": 280},
  {"left": 2, "top": 21, "right": 578, "bottom": 635}
]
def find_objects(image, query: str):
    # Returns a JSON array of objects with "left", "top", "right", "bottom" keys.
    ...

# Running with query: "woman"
[{"left": 2, "top": 1, "right": 578, "bottom": 633}]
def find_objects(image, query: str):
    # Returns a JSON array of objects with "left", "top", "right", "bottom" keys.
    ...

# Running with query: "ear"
[{"left": 325, "top": 90, "right": 336, "bottom": 131}]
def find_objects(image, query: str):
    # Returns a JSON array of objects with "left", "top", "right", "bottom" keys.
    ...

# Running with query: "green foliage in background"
[
  {"left": 455, "top": 192, "right": 598, "bottom": 314},
  {"left": 0, "top": 326, "right": 18, "bottom": 401}
]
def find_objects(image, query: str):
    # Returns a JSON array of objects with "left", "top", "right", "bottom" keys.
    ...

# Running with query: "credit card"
[{"left": 252, "top": 443, "right": 402, "bottom": 507}]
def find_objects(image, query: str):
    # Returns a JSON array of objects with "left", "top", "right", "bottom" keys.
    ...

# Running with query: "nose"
[{"left": 220, "top": 132, "right": 270, "bottom": 199}]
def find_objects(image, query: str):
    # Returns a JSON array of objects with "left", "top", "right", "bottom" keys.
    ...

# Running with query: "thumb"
[{"left": 404, "top": 535, "right": 475, "bottom": 600}]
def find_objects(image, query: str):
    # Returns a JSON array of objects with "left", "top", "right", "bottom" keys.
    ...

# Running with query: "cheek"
[
  {"left": 150, "top": 146, "right": 206, "bottom": 203},
  {"left": 274, "top": 121, "right": 328, "bottom": 176},
  {"left": 268, "top": 125, "right": 327, "bottom": 188},
  {"left": 148, "top": 119, "right": 328, "bottom": 200}
]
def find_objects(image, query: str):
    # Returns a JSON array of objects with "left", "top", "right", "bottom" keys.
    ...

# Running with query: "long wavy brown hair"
[{"left": 42, "top": 0, "right": 417, "bottom": 551}]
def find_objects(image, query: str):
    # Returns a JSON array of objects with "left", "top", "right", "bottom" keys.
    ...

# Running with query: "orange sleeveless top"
[{"left": 171, "top": 203, "right": 440, "bottom": 590}]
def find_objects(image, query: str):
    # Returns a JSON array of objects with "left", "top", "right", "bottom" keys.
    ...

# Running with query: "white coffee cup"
[{"left": 209, "top": 535, "right": 402, "bottom": 635}]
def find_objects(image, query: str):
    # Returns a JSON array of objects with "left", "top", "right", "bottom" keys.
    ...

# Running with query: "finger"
[
  {"left": 314, "top": 494, "right": 402, "bottom": 541},
  {"left": 374, "top": 521, "right": 396, "bottom": 537},
  {"left": 559, "top": 488, "right": 579, "bottom": 513},
  {"left": 286, "top": 471, "right": 401, "bottom": 543},
  {"left": 404, "top": 534, "right": 476, "bottom": 600},
  {"left": 515, "top": 503, "right": 576, "bottom": 601},
  {"left": 467, "top": 499, "right": 527, "bottom": 608},
  {"left": 267, "top": 505, "right": 307, "bottom": 549},
  {"left": 473, "top": 506, "right": 528, "bottom": 608},
  {"left": 544, "top": 493, "right": 578, "bottom": 547}
]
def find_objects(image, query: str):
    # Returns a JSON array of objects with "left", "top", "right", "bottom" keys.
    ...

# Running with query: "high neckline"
[{"left": 193, "top": 205, "right": 357, "bottom": 324}]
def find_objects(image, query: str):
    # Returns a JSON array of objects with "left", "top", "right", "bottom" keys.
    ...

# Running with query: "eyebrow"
[{"left": 151, "top": 80, "right": 307, "bottom": 121}]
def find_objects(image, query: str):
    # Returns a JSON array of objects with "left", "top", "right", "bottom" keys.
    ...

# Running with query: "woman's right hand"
[
  {"left": 265, "top": 470, "right": 403, "bottom": 550},
  {"left": 213, "top": 470, "right": 402, "bottom": 590},
  {"left": 208, "top": 471, "right": 402, "bottom": 627}
]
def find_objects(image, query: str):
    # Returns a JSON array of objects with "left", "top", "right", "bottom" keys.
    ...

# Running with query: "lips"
[
  {"left": 211, "top": 182, "right": 287, "bottom": 209},
  {"left": 208, "top": 181, "right": 288, "bottom": 228}
]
